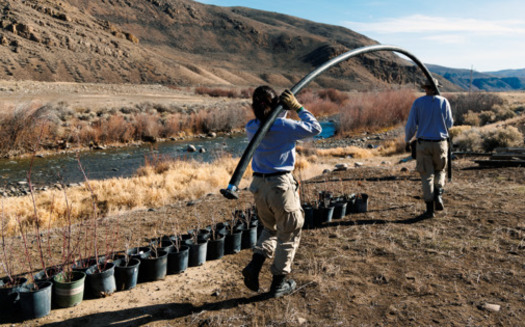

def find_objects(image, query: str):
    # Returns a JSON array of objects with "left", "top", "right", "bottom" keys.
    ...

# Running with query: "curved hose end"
[{"left": 220, "top": 184, "right": 239, "bottom": 200}]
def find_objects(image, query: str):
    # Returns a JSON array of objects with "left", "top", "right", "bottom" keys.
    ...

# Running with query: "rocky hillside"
[
  {"left": 428, "top": 64, "right": 525, "bottom": 91},
  {"left": 0, "top": 0, "right": 459, "bottom": 91}
]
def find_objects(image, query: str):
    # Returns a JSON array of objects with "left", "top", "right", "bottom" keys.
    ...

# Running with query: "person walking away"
[
  {"left": 405, "top": 78, "right": 454, "bottom": 218},
  {"left": 242, "top": 86, "right": 322, "bottom": 298}
]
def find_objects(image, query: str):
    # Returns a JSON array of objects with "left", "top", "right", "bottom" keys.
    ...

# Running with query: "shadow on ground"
[{"left": 39, "top": 293, "right": 271, "bottom": 327}]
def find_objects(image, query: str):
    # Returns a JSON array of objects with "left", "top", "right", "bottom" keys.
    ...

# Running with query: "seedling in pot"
[
  {"left": 228, "top": 209, "right": 241, "bottom": 235},
  {"left": 57, "top": 184, "right": 84, "bottom": 282},
  {"left": 149, "top": 229, "right": 161, "bottom": 258},
  {"left": 208, "top": 215, "right": 227, "bottom": 241},
  {"left": 26, "top": 153, "right": 58, "bottom": 282},
  {"left": 117, "top": 230, "right": 134, "bottom": 267},
  {"left": 318, "top": 190, "right": 333, "bottom": 208},
  {"left": 170, "top": 221, "right": 183, "bottom": 252},
  {"left": 0, "top": 198, "right": 23, "bottom": 288},
  {"left": 77, "top": 154, "right": 112, "bottom": 273}
]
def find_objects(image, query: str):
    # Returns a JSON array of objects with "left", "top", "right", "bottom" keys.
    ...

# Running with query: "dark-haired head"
[{"left": 252, "top": 86, "right": 279, "bottom": 122}]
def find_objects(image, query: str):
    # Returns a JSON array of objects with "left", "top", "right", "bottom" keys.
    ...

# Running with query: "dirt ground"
[{"left": 2, "top": 152, "right": 524, "bottom": 327}]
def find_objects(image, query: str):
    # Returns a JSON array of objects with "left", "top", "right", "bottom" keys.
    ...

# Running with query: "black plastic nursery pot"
[
  {"left": 167, "top": 245, "right": 189, "bottom": 274},
  {"left": 85, "top": 262, "right": 116, "bottom": 298},
  {"left": 241, "top": 221, "right": 258, "bottom": 249},
  {"left": 53, "top": 271, "right": 86, "bottom": 308},
  {"left": 332, "top": 201, "right": 347, "bottom": 219},
  {"left": 19, "top": 280, "right": 53, "bottom": 320},
  {"left": 188, "top": 240, "right": 208, "bottom": 267},
  {"left": 355, "top": 193, "right": 369, "bottom": 213},
  {"left": 139, "top": 250, "right": 168, "bottom": 283},
  {"left": 302, "top": 205, "right": 314, "bottom": 229},
  {"left": 345, "top": 194, "right": 357, "bottom": 214},
  {"left": 224, "top": 230, "right": 242, "bottom": 255},
  {"left": 207, "top": 235, "right": 225, "bottom": 261},
  {"left": 314, "top": 205, "right": 334, "bottom": 227},
  {"left": 0, "top": 276, "right": 27, "bottom": 318},
  {"left": 114, "top": 257, "right": 141, "bottom": 291},
  {"left": 255, "top": 219, "right": 263, "bottom": 238}
]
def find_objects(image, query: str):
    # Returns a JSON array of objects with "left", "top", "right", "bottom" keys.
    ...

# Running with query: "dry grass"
[
  {"left": 0, "top": 151, "right": 332, "bottom": 237},
  {"left": 0, "top": 156, "right": 253, "bottom": 236},
  {"left": 297, "top": 137, "right": 406, "bottom": 159}
]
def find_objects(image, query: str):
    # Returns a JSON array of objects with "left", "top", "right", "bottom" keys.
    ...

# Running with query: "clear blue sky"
[{"left": 194, "top": 0, "right": 525, "bottom": 72}]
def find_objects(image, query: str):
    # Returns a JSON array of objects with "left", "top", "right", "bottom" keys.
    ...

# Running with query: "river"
[{"left": 0, "top": 121, "right": 335, "bottom": 189}]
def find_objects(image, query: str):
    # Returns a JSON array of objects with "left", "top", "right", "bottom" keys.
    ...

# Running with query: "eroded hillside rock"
[{"left": 0, "top": 0, "right": 459, "bottom": 90}]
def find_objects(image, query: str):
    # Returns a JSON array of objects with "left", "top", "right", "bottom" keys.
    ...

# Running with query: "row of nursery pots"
[
  {"left": 0, "top": 219, "right": 261, "bottom": 323},
  {"left": 0, "top": 194, "right": 368, "bottom": 322},
  {"left": 302, "top": 193, "right": 369, "bottom": 229}
]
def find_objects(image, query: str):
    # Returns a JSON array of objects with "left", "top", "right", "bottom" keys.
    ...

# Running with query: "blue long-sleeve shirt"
[
  {"left": 405, "top": 95, "right": 454, "bottom": 142},
  {"left": 246, "top": 109, "right": 322, "bottom": 174}
]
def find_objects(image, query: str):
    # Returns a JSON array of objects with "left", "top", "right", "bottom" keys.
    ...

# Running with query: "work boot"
[
  {"left": 422, "top": 201, "right": 435, "bottom": 218},
  {"left": 268, "top": 274, "right": 296, "bottom": 298},
  {"left": 242, "top": 253, "right": 266, "bottom": 292},
  {"left": 434, "top": 188, "right": 444, "bottom": 211}
]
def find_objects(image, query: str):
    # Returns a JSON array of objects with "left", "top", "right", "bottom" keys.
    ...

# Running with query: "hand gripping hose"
[{"left": 221, "top": 44, "right": 444, "bottom": 199}]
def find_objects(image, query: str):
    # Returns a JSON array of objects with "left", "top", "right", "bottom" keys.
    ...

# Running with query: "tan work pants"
[
  {"left": 416, "top": 140, "right": 448, "bottom": 202},
  {"left": 249, "top": 173, "right": 304, "bottom": 275}
]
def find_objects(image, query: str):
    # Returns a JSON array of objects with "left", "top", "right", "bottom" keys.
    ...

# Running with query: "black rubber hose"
[{"left": 221, "top": 44, "right": 441, "bottom": 199}]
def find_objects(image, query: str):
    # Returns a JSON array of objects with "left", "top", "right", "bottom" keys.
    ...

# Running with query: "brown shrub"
[
  {"left": 201, "top": 107, "right": 248, "bottom": 133},
  {"left": 317, "top": 88, "right": 349, "bottom": 104},
  {"left": 338, "top": 88, "right": 416, "bottom": 134},
  {"left": 134, "top": 113, "right": 161, "bottom": 139},
  {"left": 481, "top": 126, "right": 523, "bottom": 152},
  {"left": 195, "top": 87, "right": 239, "bottom": 98},
  {"left": 160, "top": 114, "right": 183, "bottom": 137},
  {"left": 449, "top": 125, "right": 472, "bottom": 140},
  {"left": 0, "top": 104, "right": 60, "bottom": 154},
  {"left": 462, "top": 111, "right": 481, "bottom": 126},
  {"left": 104, "top": 115, "right": 134, "bottom": 143},
  {"left": 452, "top": 128, "right": 482, "bottom": 152},
  {"left": 478, "top": 111, "right": 496, "bottom": 125},
  {"left": 447, "top": 92, "right": 505, "bottom": 125},
  {"left": 493, "top": 105, "right": 516, "bottom": 122},
  {"left": 298, "top": 89, "right": 346, "bottom": 117},
  {"left": 240, "top": 88, "right": 254, "bottom": 99},
  {"left": 377, "top": 137, "right": 406, "bottom": 156}
]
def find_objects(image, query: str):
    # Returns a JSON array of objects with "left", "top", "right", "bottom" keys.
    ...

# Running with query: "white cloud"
[
  {"left": 344, "top": 15, "right": 525, "bottom": 35},
  {"left": 421, "top": 34, "right": 467, "bottom": 44}
]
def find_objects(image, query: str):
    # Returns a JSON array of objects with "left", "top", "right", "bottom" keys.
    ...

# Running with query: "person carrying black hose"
[
  {"left": 242, "top": 86, "right": 322, "bottom": 298},
  {"left": 405, "top": 78, "right": 454, "bottom": 218}
]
